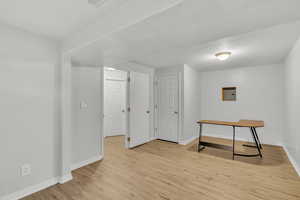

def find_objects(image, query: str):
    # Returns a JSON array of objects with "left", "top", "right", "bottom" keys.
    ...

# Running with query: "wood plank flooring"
[{"left": 23, "top": 136, "right": 300, "bottom": 200}]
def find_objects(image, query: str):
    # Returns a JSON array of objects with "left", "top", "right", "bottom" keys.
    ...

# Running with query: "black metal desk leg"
[
  {"left": 232, "top": 126, "right": 235, "bottom": 160},
  {"left": 252, "top": 127, "right": 262, "bottom": 149},
  {"left": 243, "top": 127, "right": 263, "bottom": 149},
  {"left": 198, "top": 123, "right": 205, "bottom": 152},
  {"left": 250, "top": 127, "right": 262, "bottom": 158}
]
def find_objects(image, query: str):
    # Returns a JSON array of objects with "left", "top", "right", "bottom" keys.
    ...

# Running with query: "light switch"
[
  {"left": 80, "top": 101, "right": 88, "bottom": 109},
  {"left": 21, "top": 164, "right": 31, "bottom": 176}
]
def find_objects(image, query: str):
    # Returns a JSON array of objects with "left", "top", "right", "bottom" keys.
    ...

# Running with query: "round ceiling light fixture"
[
  {"left": 215, "top": 51, "right": 232, "bottom": 61},
  {"left": 105, "top": 67, "right": 116, "bottom": 71}
]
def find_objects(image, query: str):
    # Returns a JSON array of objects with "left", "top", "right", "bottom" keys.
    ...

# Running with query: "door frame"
[
  {"left": 154, "top": 72, "right": 182, "bottom": 143},
  {"left": 102, "top": 69, "right": 153, "bottom": 150},
  {"left": 101, "top": 68, "right": 130, "bottom": 155},
  {"left": 61, "top": 58, "right": 154, "bottom": 182}
]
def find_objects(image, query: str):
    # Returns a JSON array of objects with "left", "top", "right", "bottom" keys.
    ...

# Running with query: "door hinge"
[
  {"left": 127, "top": 107, "right": 131, "bottom": 112},
  {"left": 155, "top": 128, "right": 158, "bottom": 132},
  {"left": 127, "top": 137, "right": 131, "bottom": 142},
  {"left": 154, "top": 81, "right": 158, "bottom": 86},
  {"left": 154, "top": 105, "right": 158, "bottom": 109},
  {"left": 127, "top": 77, "right": 131, "bottom": 82}
]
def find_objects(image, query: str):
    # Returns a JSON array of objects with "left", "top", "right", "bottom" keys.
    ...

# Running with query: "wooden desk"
[
  {"left": 199, "top": 120, "right": 264, "bottom": 127},
  {"left": 197, "top": 120, "right": 264, "bottom": 160}
]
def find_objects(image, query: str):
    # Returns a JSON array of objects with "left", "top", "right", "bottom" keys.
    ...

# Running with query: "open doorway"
[
  {"left": 102, "top": 67, "right": 152, "bottom": 151},
  {"left": 103, "top": 67, "right": 128, "bottom": 147},
  {"left": 69, "top": 58, "right": 154, "bottom": 171}
]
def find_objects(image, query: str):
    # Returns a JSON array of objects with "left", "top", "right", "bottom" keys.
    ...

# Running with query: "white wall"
[
  {"left": 0, "top": 23, "right": 60, "bottom": 198},
  {"left": 71, "top": 67, "right": 102, "bottom": 167},
  {"left": 182, "top": 64, "right": 201, "bottom": 142},
  {"left": 0, "top": 23, "right": 59, "bottom": 63},
  {"left": 284, "top": 37, "right": 300, "bottom": 172},
  {"left": 200, "top": 64, "right": 284, "bottom": 145}
]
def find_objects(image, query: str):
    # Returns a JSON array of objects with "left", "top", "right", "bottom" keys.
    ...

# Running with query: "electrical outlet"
[{"left": 21, "top": 164, "right": 31, "bottom": 176}]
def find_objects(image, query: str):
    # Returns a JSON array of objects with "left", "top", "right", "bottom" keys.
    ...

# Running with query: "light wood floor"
[{"left": 24, "top": 136, "right": 300, "bottom": 200}]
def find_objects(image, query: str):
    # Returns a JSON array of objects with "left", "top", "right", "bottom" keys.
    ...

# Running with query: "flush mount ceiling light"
[
  {"left": 105, "top": 67, "right": 116, "bottom": 71},
  {"left": 215, "top": 51, "right": 232, "bottom": 61}
]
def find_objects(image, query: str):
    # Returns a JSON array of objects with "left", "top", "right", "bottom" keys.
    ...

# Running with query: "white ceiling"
[
  {"left": 71, "top": 0, "right": 300, "bottom": 70},
  {"left": 71, "top": 21, "right": 300, "bottom": 70},
  {"left": 1, "top": 0, "right": 300, "bottom": 70},
  {"left": 0, "top": 0, "right": 126, "bottom": 39}
]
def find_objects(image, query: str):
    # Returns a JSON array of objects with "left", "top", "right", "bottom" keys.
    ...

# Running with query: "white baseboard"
[
  {"left": 203, "top": 133, "right": 282, "bottom": 146},
  {"left": 105, "top": 134, "right": 125, "bottom": 138},
  {"left": 179, "top": 135, "right": 198, "bottom": 145},
  {"left": 149, "top": 136, "right": 158, "bottom": 141},
  {"left": 71, "top": 155, "right": 103, "bottom": 171},
  {"left": 1, "top": 172, "right": 75, "bottom": 200},
  {"left": 283, "top": 146, "right": 300, "bottom": 176},
  {"left": 58, "top": 173, "right": 73, "bottom": 184},
  {"left": 1, "top": 177, "right": 59, "bottom": 200},
  {"left": 1, "top": 156, "right": 104, "bottom": 200}
]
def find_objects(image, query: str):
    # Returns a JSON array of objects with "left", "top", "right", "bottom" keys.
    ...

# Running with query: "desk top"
[{"left": 197, "top": 120, "right": 264, "bottom": 128}]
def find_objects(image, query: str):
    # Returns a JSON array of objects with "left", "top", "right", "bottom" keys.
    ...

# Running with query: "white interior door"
[
  {"left": 104, "top": 79, "right": 126, "bottom": 137},
  {"left": 157, "top": 74, "right": 179, "bottom": 142},
  {"left": 128, "top": 71, "right": 150, "bottom": 148}
]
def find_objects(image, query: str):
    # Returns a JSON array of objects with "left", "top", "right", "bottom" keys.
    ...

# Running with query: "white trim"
[
  {"left": 105, "top": 78, "right": 126, "bottom": 82},
  {"left": 203, "top": 133, "right": 282, "bottom": 146},
  {"left": 150, "top": 136, "right": 158, "bottom": 141},
  {"left": 178, "top": 71, "right": 183, "bottom": 143},
  {"left": 203, "top": 133, "right": 249, "bottom": 143},
  {"left": 1, "top": 173, "right": 75, "bottom": 200},
  {"left": 283, "top": 146, "right": 300, "bottom": 176},
  {"left": 71, "top": 155, "right": 103, "bottom": 171},
  {"left": 2, "top": 177, "right": 59, "bottom": 200},
  {"left": 179, "top": 135, "right": 198, "bottom": 145},
  {"left": 58, "top": 173, "right": 73, "bottom": 184},
  {"left": 149, "top": 73, "right": 155, "bottom": 147},
  {"left": 124, "top": 71, "right": 130, "bottom": 149},
  {"left": 60, "top": 55, "right": 73, "bottom": 181},
  {"left": 104, "top": 134, "right": 126, "bottom": 138},
  {"left": 100, "top": 67, "right": 105, "bottom": 156}
]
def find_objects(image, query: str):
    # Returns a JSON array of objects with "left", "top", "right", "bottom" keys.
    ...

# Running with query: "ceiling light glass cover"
[
  {"left": 105, "top": 67, "right": 116, "bottom": 71},
  {"left": 215, "top": 51, "right": 232, "bottom": 61}
]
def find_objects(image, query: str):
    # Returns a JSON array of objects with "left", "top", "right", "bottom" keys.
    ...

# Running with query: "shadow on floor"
[{"left": 186, "top": 139, "right": 287, "bottom": 167}]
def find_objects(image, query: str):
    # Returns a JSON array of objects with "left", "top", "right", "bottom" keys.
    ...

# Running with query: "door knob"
[
  {"left": 122, "top": 109, "right": 125, "bottom": 113},
  {"left": 146, "top": 110, "right": 150, "bottom": 114},
  {"left": 174, "top": 111, "right": 178, "bottom": 114}
]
